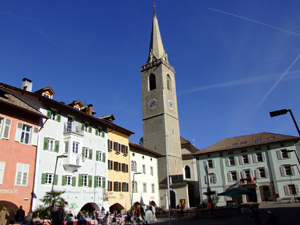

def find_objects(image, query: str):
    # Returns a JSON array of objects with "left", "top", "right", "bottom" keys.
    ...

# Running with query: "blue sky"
[{"left": 1, "top": 1, "right": 300, "bottom": 149}]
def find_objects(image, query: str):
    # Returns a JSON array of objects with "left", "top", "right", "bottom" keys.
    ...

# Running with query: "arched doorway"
[
  {"left": 0, "top": 201, "right": 19, "bottom": 222},
  {"left": 109, "top": 203, "right": 124, "bottom": 214},
  {"left": 170, "top": 190, "right": 176, "bottom": 209},
  {"left": 80, "top": 203, "right": 100, "bottom": 217}
]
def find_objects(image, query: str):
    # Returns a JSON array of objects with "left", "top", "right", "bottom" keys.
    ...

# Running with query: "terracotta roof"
[
  {"left": 34, "top": 87, "right": 55, "bottom": 95},
  {"left": 180, "top": 136, "right": 190, "bottom": 145},
  {"left": 129, "top": 142, "right": 164, "bottom": 157},
  {"left": 194, "top": 132, "right": 300, "bottom": 155}
]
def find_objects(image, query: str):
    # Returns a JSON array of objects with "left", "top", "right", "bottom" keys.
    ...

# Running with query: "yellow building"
[{"left": 102, "top": 115, "right": 134, "bottom": 213}]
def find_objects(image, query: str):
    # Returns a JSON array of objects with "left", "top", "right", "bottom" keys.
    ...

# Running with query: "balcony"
[
  {"left": 62, "top": 152, "right": 83, "bottom": 171},
  {"left": 63, "top": 122, "right": 83, "bottom": 136}
]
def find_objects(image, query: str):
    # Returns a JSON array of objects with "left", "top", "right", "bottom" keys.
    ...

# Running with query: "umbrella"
[{"left": 218, "top": 188, "right": 255, "bottom": 196}]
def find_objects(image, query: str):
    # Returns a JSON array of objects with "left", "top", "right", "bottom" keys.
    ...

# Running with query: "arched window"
[
  {"left": 149, "top": 74, "right": 156, "bottom": 91},
  {"left": 167, "top": 75, "right": 171, "bottom": 91},
  {"left": 185, "top": 165, "right": 191, "bottom": 179}
]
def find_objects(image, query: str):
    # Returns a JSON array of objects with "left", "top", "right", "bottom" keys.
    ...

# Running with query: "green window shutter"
[
  {"left": 89, "top": 149, "right": 93, "bottom": 160},
  {"left": 72, "top": 177, "right": 76, "bottom": 187},
  {"left": 81, "top": 123, "right": 84, "bottom": 131},
  {"left": 95, "top": 128, "right": 99, "bottom": 136},
  {"left": 54, "top": 175, "right": 58, "bottom": 185},
  {"left": 78, "top": 174, "right": 83, "bottom": 187},
  {"left": 96, "top": 151, "right": 99, "bottom": 161},
  {"left": 102, "top": 153, "right": 106, "bottom": 163},
  {"left": 88, "top": 175, "right": 92, "bottom": 188},
  {"left": 47, "top": 109, "right": 51, "bottom": 118},
  {"left": 94, "top": 176, "right": 97, "bottom": 188},
  {"left": 54, "top": 140, "right": 59, "bottom": 153},
  {"left": 41, "top": 173, "right": 46, "bottom": 184},
  {"left": 102, "top": 177, "right": 106, "bottom": 188},
  {"left": 62, "top": 176, "right": 66, "bottom": 186},
  {"left": 57, "top": 112, "right": 61, "bottom": 122},
  {"left": 101, "top": 131, "right": 105, "bottom": 138},
  {"left": 82, "top": 147, "right": 85, "bottom": 155},
  {"left": 88, "top": 126, "right": 92, "bottom": 133},
  {"left": 43, "top": 137, "right": 49, "bottom": 150}
]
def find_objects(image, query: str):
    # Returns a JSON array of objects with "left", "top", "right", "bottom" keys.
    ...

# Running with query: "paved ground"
[{"left": 151, "top": 202, "right": 300, "bottom": 225}]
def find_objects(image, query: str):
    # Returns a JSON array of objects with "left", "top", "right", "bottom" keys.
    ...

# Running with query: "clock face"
[
  {"left": 148, "top": 98, "right": 158, "bottom": 110},
  {"left": 168, "top": 99, "right": 174, "bottom": 110}
]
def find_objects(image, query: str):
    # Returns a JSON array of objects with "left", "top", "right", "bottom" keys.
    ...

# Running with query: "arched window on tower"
[
  {"left": 149, "top": 74, "right": 156, "bottom": 91},
  {"left": 167, "top": 74, "right": 172, "bottom": 91},
  {"left": 185, "top": 165, "right": 191, "bottom": 179}
]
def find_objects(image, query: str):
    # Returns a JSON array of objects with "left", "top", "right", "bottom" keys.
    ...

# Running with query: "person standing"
[
  {"left": 0, "top": 207, "right": 10, "bottom": 225},
  {"left": 14, "top": 206, "right": 25, "bottom": 223},
  {"left": 266, "top": 210, "right": 278, "bottom": 225}
]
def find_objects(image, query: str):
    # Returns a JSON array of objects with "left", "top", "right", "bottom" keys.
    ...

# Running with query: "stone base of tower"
[{"left": 158, "top": 182, "right": 189, "bottom": 210}]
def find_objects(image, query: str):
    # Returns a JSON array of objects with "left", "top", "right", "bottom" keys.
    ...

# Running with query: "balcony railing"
[{"left": 63, "top": 122, "right": 84, "bottom": 135}]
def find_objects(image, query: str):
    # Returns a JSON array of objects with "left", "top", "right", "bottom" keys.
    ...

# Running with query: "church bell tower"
[{"left": 141, "top": 7, "right": 188, "bottom": 208}]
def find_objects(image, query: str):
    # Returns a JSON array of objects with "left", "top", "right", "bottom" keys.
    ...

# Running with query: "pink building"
[{"left": 0, "top": 86, "right": 47, "bottom": 220}]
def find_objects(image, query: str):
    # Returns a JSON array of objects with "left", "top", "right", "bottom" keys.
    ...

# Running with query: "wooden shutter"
[
  {"left": 291, "top": 166, "right": 295, "bottom": 176},
  {"left": 89, "top": 149, "right": 93, "bottom": 160},
  {"left": 62, "top": 176, "right": 66, "bottom": 186},
  {"left": 43, "top": 137, "right": 49, "bottom": 150},
  {"left": 78, "top": 174, "right": 83, "bottom": 187},
  {"left": 47, "top": 109, "right": 51, "bottom": 117},
  {"left": 102, "top": 153, "right": 106, "bottom": 162},
  {"left": 225, "top": 158, "right": 229, "bottom": 166},
  {"left": 54, "top": 140, "right": 59, "bottom": 153},
  {"left": 95, "top": 128, "right": 99, "bottom": 136},
  {"left": 262, "top": 152, "right": 266, "bottom": 161},
  {"left": 88, "top": 175, "right": 92, "bottom": 187},
  {"left": 125, "top": 146, "right": 128, "bottom": 154},
  {"left": 265, "top": 168, "right": 269, "bottom": 178},
  {"left": 14, "top": 122, "right": 22, "bottom": 142},
  {"left": 101, "top": 131, "right": 105, "bottom": 138},
  {"left": 280, "top": 166, "right": 285, "bottom": 177},
  {"left": 102, "top": 177, "right": 106, "bottom": 188},
  {"left": 88, "top": 126, "right": 92, "bottom": 133},
  {"left": 283, "top": 185, "right": 289, "bottom": 195},
  {"left": 213, "top": 174, "right": 217, "bottom": 183},
  {"left": 2, "top": 118, "right": 11, "bottom": 139},
  {"left": 22, "top": 164, "right": 29, "bottom": 186},
  {"left": 204, "top": 176, "right": 207, "bottom": 184},
  {"left": 295, "top": 185, "right": 299, "bottom": 194},
  {"left": 41, "top": 173, "right": 46, "bottom": 184},
  {"left": 234, "top": 156, "right": 238, "bottom": 166},
  {"left": 72, "top": 177, "right": 76, "bottom": 187},
  {"left": 253, "top": 154, "right": 258, "bottom": 163},
  {"left": 248, "top": 154, "right": 252, "bottom": 163},
  {"left": 255, "top": 169, "right": 260, "bottom": 178},
  {"left": 94, "top": 176, "right": 98, "bottom": 188},
  {"left": 54, "top": 175, "right": 58, "bottom": 185},
  {"left": 31, "top": 127, "right": 39, "bottom": 146},
  {"left": 56, "top": 112, "right": 61, "bottom": 122},
  {"left": 227, "top": 172, "right": 232, "bottom": 182},
  {"left": 126, "top": 164, "right": 128, "bottom": 173},
  {"left": 81, "top": 123, "right": 84, "bottom": 131},
  {"left": 96, "top": 151, "right": 99, "bottom": 161},
  {"left": 276, "top": 150, "right": 282, "bottom": 160},
  {"left": 239, "top": 156, "right": 244, "bottom": 165}
]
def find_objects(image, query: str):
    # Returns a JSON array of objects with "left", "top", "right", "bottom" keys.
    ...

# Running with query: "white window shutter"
[
  {"left": 3, "top": 118, "right": 12, "bottom": 139},
  {"left": 265, "top": 168, "right": 269, "bottom": 178},
  {"left": 283, "top": 185, "right": 289, "bottom": 196},
  {"left": 291, "top": 166, "right": 295, "bottom": 176},
  {"left": 15, "top": 122, "right": 22, "bottom": 142},
  {"left": 227, "top": 172, "right": 231, "bottom": 182},
  {"left": 15, "top": 163, "right": 23, "bottom": 185},
  {"left": 295, "top": 185, "right": 299, "bottom": 194},
  {"left": 212, "top": 160, "right": 215, "bottom": 168},
  {"left": 22, "top": 164, "right": 29, "bottom": 186},
  {"left": 0, "top": 162, "right": 5, "bottom": 185},
  {"left": 253, "top": 154, "right": 258, "bottom": 163},
  {"left": 214, "top": 174, "right": 217, "bottom": 183},
  {"left": 204, "top": 175, "right": 207, "bottom": 184},
  {"left": 239, "top": 156, "right": 243, "bottom": 165},
  {"left": 234, "top": 156, "right": 238, "bottom": 165},
  {"left": 276, "top": 150, "right": 282, "bottom": 160},
  {"left": 262, "top": 152, "right": 266, "bottom": 161},
  {"left": 254, "top": 169, "right": 259, "bottom": 178},
  {"left": 236, "top": 171, "right": 240, "bottom": 180},
  {"left": 225, "top": 158, "right": 229, "bottom": 166},
  {"left": 31, "top": 127, "right": 39, "bottom": 146},
  {"left": 248, "top": 154, "right": 252, "bottom": 163},
  {"left": 288, "top": 151, "right": 291, "bottom": 158},
  {"left": 280, "top": 166, "right": 285, "bottom": 177},
  {"left": 242, "top": 171, "right": 246, "bottom": 179}
]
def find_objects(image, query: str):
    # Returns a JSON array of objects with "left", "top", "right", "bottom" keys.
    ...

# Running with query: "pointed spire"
[{"left": 147, "top": 6, "right": 165, "bottom": 63}]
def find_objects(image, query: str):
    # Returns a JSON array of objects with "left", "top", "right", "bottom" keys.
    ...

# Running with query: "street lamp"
[
  {"left": 131, "top": 172, "right": 142, "bottom": 215},
  {"left": 49, "top": 155, "right": 67, "bottom": 212},
  {"left": 269, "top": 109, "right": 300, "bottom": 136}
]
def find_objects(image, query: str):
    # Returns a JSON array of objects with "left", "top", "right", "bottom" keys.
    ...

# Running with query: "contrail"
[
  {"left": 179, "top": 71, "right": 300, "bottom": 95},
  {"left": 208, "top": 8, "right": 300, "bottom": 36}
]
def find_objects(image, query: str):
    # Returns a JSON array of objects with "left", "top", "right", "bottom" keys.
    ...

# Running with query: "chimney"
[
  {"left": 87, "top": 104, "right": 93, "bottom": 116},
  {"left": 22, "top": 78, "right": 32, "bottom": 92}
]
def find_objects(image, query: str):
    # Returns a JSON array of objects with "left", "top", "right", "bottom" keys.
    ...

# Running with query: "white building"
[
  {"left": 129, "top": 142, "right": 161, "bottom": 208},
  {"left": 195, "top": 132, "right": 300, "bottom": 206},
  {"left": 3, "top": 79, "right": 115, "bottom": 214}
]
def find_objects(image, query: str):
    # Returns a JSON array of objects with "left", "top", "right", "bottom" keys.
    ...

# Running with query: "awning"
[{"left": 218, "top": 188, "right": 255, "bottom": 196}]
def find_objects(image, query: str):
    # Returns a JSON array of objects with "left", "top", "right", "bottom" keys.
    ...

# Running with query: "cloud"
[
  {"left": 179, "top": 71, "right": 300, "bottom": 95},
  {"left": 208, "top": 8, "right": 300, "bottom": 36}
]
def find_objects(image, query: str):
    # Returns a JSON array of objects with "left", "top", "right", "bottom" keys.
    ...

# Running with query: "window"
[
  {"left": 151, "top": 184, "right": 155, "bottom": 193},
  {"left": 65, "top": 176, "right": 72, "bottom": 186},
  {"left": 256, "top": 153, "right": 263, "bottom": 162},
  {"left": 207, "top": 159, "right": 214, "bottom": 168},
  {"left": 64, "top": 142, "right": 69, "bottom": 153},
  {"left": 285, "top": 166, "right": 293, "bottom": 176},
  {"left": 149, "top": 74, "right": 156, "bottom": 91},
  {"left": 245, "top": 170, "right": 251, "bottom": 179},
  {"left": 43, "top": 137, "right": 59, "bottom": 152},
  {"left": 82, "top": 174, "right": 88, "bottom": 187},
  {"left": 150, "top": 166, "right": 153, "bottom": 176},
  {"left": 82, "top": 147, "right": 89, "bottom": 159},
  {"left": 258, "top": 168, "right": 267, "bottom": 178},
  {"left": 96, "top": 176, "right": 102, "bottom": 188},
  {"left": 0, "top": 117, "right": 11, "bottom": 139},
  {"left": 15, "top": 163, "right": 29, "bottom": 186},
  {"left": 142, "top": 165, "right": 146, "bottom": 174},
  {"left": 42, "top": 173, "right": 54, "bottom": 184},
  {"left": 132, "top": 181, "right": 137, "bottom": 193},
  {"left": 108, "top": 160, "right": 113, "bottom": 170},
  {"left": 114, "top": 181, "right": 121, "bottom": 192},
  {"left": 288, "top": 185, "right": 297, "bottom": 195},
  {"left": 122, "top": 163, "right": 128, "bottom": 173},
  {"left": 47, "top": 109, "right": 61, "bottom": 122},
  {"left": 62, "top": 175, "right": 75, "bottom": 186},
  {"left": 73, "top": 142, "right": 79, "bottom": 153},
  {"left": 255, "top": 139, "right": 262, "bottom": 142},
  {"left": 122, "top": 182, "right": 128, "bottom": 192},
  {"left": 0, "top": 162, "right": 5, "bottom": 185},
  {"left": 121, "top": 145, "right": 128, "bottom": 154},
  {"left": 232, "top": 143, "right": 238, "bottom": 146},
  {"left": 167, "top": 75, "right": 171, "bottom": 91},
  {"left": 131, "top": 161, "right": 136, "bottom": 172},
  {"left": 95, "top": 127, "right": 102, "bottom": 136},
  {"left": 108, "top": 140, "right": 113, "bottom": 150},
  {"left": 96, "top": 151, "right": 105, "bottom": 162},
  {"left": 185, "top": 165, "right": 191, "bottom": 179},
  {"left": 228, "top": 171, "right": 238, "bottom": 182},
  {"left": 43, "top": 93, "right": 50, "bottom": 98},
  {"left": 143, "top": 183, "right": 147, "bottom": 193},
  {"left": 20, "top": 124, "right": 31, "bottom": 144},
  {"left": 114, "top": 162, "right": 121, "bottom": 172},
  {"left": 74, "top": 106, "right": 80, "bottom": 110},
  {"left": 209, "top": 173, "right": 216, "bottom": 183},
  {"left": 227, "top": 156, "right": 236, "bottom": 166},
  {"left": 108, "top": 180, "right": 112, "bottom": 191},
  {"left": 67, "top": 117, "right": 73, "bottom": 131},
  {"left": 241, "top": 141, "right": 247, "bottom": 145},
  {"left": 284, "top": 184, "right": 299, "bottom": 196},
  {"left": 242, "top": 155, "right": 249, "bottom": 164}
]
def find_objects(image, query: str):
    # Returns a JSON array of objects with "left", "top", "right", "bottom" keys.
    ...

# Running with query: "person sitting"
[
  {"left": 32, "top": 213, "right": 41, "bottom": 225},
  {"left": 23, "top": 212, "right": 33, "bottom": 225}
]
